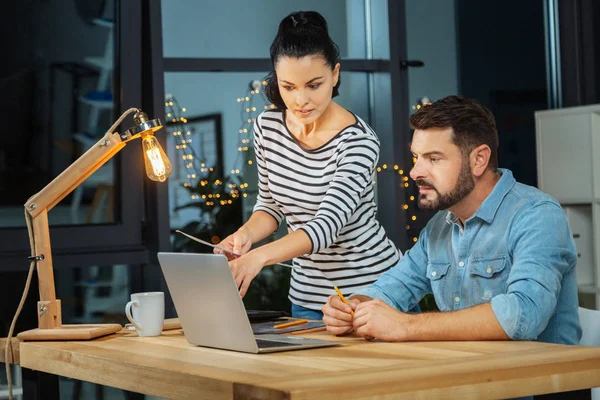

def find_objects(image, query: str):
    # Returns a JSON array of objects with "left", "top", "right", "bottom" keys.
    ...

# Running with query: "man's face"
[{"left": 409, "top": 127, "right": 475, "bottom": 211}]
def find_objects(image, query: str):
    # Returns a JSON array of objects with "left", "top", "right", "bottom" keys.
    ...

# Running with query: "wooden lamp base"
[
  {"left": 16, "top": 324, "right": 122, "bottom": 341},
  {"left": 15, "top": 299, "right": 122, "bottom": 341}
]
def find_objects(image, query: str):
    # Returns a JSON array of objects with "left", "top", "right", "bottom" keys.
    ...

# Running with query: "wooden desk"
[{"left": 2, "top": 328, "right": 600, "bottom": 399}]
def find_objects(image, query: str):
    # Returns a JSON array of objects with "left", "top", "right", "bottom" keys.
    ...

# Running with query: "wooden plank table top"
[{"left": 2, "top": 328, "right": 600, "bottom": 399}]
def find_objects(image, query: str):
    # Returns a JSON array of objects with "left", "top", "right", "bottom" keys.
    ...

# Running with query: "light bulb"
[{"left": 142, "top": 134, "right": 172, "bottom": 182}]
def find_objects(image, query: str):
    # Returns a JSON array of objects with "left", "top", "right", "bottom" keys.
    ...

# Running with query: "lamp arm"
[{"left": 25, "top": 131, "right": 125, "bottom": 217}]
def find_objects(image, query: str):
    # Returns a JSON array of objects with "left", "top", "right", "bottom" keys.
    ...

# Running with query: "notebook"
[{"left": 157, "top": 252, "right": 340, "bottom": 353}]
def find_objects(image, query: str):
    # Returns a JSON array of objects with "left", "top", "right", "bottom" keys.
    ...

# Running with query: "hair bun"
[{"left": 280, "top": 11, "right": 328, "bottom": 34}]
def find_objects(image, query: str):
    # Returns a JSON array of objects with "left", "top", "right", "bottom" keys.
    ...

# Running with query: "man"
[{"left": 322, "top": 95, "right": 581, "bottom": 345}]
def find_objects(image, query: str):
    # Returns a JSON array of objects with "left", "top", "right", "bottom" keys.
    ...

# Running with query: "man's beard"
[{"left": 415, "top": 159, "right": 475, "bottom": 211}]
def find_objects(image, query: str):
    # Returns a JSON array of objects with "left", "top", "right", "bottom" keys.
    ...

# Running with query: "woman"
[{"left": 217, "top": 10, "right": 401, "bottom": 320}]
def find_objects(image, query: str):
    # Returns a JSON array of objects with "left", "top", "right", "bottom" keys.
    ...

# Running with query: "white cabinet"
[{"left": 535, "top": 104, "right": 600, "bottom": 309}]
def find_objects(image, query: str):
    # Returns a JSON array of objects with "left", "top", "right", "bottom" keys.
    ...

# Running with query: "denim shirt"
[{"left": 357, "top": 169, "right": 582, "bottom": 344}]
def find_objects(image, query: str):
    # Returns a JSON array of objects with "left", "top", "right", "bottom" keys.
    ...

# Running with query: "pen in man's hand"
[{"left": 334, "top": 286, "right": 354, "bottom": 316}]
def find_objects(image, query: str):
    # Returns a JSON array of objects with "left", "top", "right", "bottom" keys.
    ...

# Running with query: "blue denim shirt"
[{"left": 358, "top": 169, "right": 582, "bottom": 344}]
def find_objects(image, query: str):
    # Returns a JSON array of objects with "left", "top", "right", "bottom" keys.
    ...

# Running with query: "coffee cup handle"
[{"left": 125, "top": 300, "right": 142, "bottom": 332}]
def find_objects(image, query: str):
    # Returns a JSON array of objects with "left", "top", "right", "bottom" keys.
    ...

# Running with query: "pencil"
[
  {"left": 274, "top": 319, "right": 308, "bottom": 329},
  {"left": 289, "top": 326, "right": 327, "bottom": 335},
  {"left": 334, "top": 286, "right": 355, "bottom": 316}
]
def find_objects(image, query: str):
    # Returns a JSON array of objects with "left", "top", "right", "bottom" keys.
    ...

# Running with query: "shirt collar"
[{"left": 445, "top": 168, "right": 516, "bottom": 225}]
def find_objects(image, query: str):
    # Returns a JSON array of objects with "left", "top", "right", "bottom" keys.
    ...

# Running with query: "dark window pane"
[{"left": 1, "top": 1, "right": 118, "bottom": 228}]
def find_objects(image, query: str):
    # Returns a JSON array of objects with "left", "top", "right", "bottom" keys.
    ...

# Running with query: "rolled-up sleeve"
[
  {"left": 252, "top": 118, "right": 284, "bottom": 224},
  {"left": 356, "top": 227, "right": 432, "bottom": 312},
  {"left": 491, "top": 202, "right": 577, "bottom": 340}
]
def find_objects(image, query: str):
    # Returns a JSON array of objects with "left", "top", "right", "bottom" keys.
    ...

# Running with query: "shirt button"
[
  {"left": 454, "top": 296, "right": 460, "bottom": 303},
  {"left": 458, "top": 261, "right": 464, "bottom": 267},
  {"left": 431, "top": 271, "right": 437, "bottom": 277},
  {"left": 486, "top": 267, "right": 492, "bottom": 274}
]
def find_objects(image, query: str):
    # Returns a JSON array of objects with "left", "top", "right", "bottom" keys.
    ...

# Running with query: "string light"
[{"left": 166, "top": 93, "right": 256, "bottom": 209}]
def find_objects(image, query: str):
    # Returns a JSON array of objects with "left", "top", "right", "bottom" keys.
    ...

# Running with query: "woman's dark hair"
[
  {"left": 409, "top": 95, "right": 499, "bottom": 170},
  {"left": 264, "top": 11, "right": 341, "bottom": 110}
]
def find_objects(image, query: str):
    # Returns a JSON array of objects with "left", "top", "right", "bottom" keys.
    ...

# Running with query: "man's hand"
[
  {"left": 353, "top": 299, "right": 414, "bottom": 342},
  {"left": 229, "top": 250, "right": 265, "bottom": 298},
  {"left": 322, "top": 294, "right": 361, "bottom": 336}
]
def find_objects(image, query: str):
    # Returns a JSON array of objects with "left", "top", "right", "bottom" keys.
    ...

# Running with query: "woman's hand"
[
  {"left": 215, "top": 228, "right": 252, "bottom": 260},
  {"left": 229, "top": 250, "right": 266, "bottom": 297}
]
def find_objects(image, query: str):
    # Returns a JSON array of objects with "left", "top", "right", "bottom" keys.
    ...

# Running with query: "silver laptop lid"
[{"left": 158, "top": 252, "right": 259, "bottom": 353}]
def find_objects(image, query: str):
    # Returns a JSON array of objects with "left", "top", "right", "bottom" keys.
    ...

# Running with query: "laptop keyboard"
[{"left": 255, "top": 338, "right": 298, "bottom": 349}]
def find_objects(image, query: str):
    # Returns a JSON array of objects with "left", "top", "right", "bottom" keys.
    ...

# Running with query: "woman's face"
[{"left": 275, "top": 55, "right": 340, "bottom": 124}]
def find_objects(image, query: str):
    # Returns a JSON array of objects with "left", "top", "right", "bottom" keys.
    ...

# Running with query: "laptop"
[{"left": 157, "top": 252, "right": 340, "bottom": 353}]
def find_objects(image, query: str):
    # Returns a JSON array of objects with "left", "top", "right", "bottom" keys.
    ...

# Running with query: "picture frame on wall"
[
  {"left": 167, "top": 113, "right": 224, "bottom": 177},
  {"left": 166, "top": 113, "right": 224, "bottom": 229}
]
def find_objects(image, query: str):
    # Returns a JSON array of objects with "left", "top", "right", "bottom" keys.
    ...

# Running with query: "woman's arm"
[
  {"left": 229, "top": 229, "right": 312, "bottom": 297},
  {"left": 238, "top": 210, "right": 279, "bottom": 244}
]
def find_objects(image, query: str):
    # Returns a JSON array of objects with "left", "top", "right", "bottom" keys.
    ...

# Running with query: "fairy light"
[{"left": 163, "top": 81, "right": 277, "bottom": 216}]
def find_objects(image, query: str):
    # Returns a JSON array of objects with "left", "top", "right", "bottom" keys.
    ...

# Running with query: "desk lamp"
[{"left": 15, "top": 107, "right": 172, "bottom": 341}]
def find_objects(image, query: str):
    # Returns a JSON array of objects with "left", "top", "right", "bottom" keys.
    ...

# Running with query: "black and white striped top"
[{"left": 253, "top": 109, "right": 401, "bottom": 310}]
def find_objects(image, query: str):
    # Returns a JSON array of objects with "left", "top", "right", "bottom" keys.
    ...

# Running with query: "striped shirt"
[{"left": 253, "top": 109, "right": 401, "bottom": 310}]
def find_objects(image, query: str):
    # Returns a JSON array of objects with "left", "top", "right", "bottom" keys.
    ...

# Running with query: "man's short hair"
[{"left": 409, "top": 95, "right": 499, "bottom": 170}]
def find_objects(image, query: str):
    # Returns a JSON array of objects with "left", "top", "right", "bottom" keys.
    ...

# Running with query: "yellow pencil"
[
  {"left": 289, "top": 326, "right": 327, "bottom": 335},
  {"left": 334, "top": 286, "right": 354, "bottom": 316},
  {"left": 274, "top": 319, "right": 308, "bottom": 329}
]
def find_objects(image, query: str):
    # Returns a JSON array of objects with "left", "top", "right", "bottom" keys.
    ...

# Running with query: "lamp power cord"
[{"left": 4, "top": 209, "right": 36, "bottom": 400}]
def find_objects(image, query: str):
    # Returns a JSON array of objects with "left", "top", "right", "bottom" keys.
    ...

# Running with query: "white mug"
[{"left": 125, "top": 292, "right": 165, "bottom": 337}]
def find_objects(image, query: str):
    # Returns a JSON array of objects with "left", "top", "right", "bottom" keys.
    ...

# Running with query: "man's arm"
[
  {"left": 407, "top": 303, "right": 509, "bottom": 340},
  {"left": 353, "top": 225, "right": 433, "bottom": 312},
  {"left": 353, "top": 301, "right": 509, "bottom": 341},
  {"left": 490, "top": 202, "right": 577, "bottom": 341},
  {"left": 353, "top": 202, "right": 576, "bottom": 342}
]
